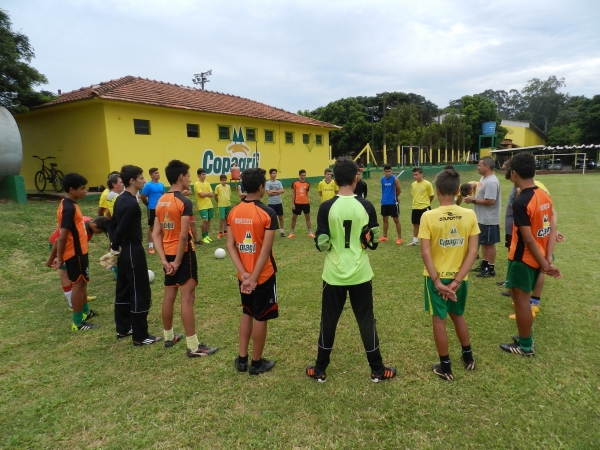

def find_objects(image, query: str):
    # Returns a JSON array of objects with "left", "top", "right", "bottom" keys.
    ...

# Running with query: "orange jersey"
[
  {"left": 155, "top": 191, "right": 194, "bottom": 255},
  {"left": 56, "top": 198, "right": 88, "bottom": 260},
  {"left": 227, "top": 200, "right": 278, "bottom": 284},
  {"left": 291, "top": 180, "right": 310, "bottom": 204},
  {"left": 509, "top": 186, "right": 553, "bottom": 268}
]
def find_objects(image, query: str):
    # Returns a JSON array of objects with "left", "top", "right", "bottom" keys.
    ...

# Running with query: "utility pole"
[
  {"left": 382, "top": 94, "right": 387, "bottom": 164},
  {"left": 192, "top": 70, "right": 212, "bottom": 90}
]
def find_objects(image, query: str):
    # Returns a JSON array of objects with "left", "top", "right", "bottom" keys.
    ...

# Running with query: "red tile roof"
[{"left": 38, "top": 76, "right": 340, "bottom": 129}]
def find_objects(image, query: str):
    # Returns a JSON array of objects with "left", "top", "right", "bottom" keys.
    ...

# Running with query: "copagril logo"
[{"left": 202, "top": 126, "right": 261, "bottom": 175}]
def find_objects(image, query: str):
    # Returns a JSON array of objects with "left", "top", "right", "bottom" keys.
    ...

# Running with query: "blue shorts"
[{"left": 478, "top": 224, "right": 500, "bottom": 245}]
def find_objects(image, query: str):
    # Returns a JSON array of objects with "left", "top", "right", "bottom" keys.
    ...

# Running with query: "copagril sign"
[{"left": 201, "top": 127, "right": 261, "bottom": 175}]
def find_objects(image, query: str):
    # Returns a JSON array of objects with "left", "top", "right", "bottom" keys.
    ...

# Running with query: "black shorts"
[
  {"left": 164, "top": 250, "right": 198, "bottom": 287},
  {"left": 292, "top": 203, "right": 310, "bottom": 215},
  {"left": 147, "top": 208, "right": 156, "bottom": 227},
  {"left": 411, "top": 207, "right": 431, "bottom": 225},
  {"left": 270, "top": 203, "right": 284, "bottom": 216},
  {"left": 478, "top": 224, "right": 501, "bottom": 245},
  {"left": 239, "top": 274, "right": 279, "bottom": 321},
  {"left": 505, "top": 233, "right": 512, "bottom": 249},
  {"left": 64, "top": 254, "right": 89, "bottom": 283},
  {"left": 381, "top": 203, "right": 399, "bottom": 218}
]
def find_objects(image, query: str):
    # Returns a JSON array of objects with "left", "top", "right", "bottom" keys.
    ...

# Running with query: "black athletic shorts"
[
  {"left": 478, "top": 224, "right": 501, "bottom": 245},
  {"left": 381, "top": 203, "right": 399, "bottom": 218},
  {"left": 164, "top": 250, "right": 198, "bottom": 287},
  {"left": 239, "top": 273, "right": 279, "bottom": 321},
  {"left": 292, "top": 203, "right": 310, "bottom": 215},
  {"left": 411, "top": 207, "right": 431, "bottom": 225},
  {"left": 147, "top": 208, "right": 156, "bottom": 227},
  {"left": 65, "top": 254, "right": 89, "bottom": 283},
  {"left": 270, "top": 203, "right": 284, "bottom": 216},
  {"left": 505, "top": 233, "right": 512, "bottom": 249}
]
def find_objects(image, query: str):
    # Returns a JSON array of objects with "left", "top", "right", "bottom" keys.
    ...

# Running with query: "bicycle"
[{"left": 33, "top": 156, "right": 64, "bottom": 193}]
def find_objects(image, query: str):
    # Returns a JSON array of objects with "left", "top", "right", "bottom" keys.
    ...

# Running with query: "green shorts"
[
  {"left": 219, "top": 206, "right": 232, "bottom": 220},
  {"left": 506, "top": 260, "right": 540, "bottom": 292},
  {"left": 48, "top": 242, "right": 67, "bottom": 270},
  {"left": 199, "top": 208, "right": 214, "bottom": 220},
  {"left": 423, "top": 277, "right": 468, "bottom": 320}
]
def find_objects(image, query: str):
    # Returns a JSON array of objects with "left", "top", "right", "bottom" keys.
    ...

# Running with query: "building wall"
[
  {"left": 503, "top": 124, "right": 546, "bottom": 147},
  {"left": 15, "top": 101, "right": 110, "bottom": 190},
  {"left": 102, "top": 101, "right": 332, "bottom": 185}
]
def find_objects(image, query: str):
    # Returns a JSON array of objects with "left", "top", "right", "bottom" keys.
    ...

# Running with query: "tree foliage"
[{"left": 0, "top": 8, "right": 54, "bottom": 113}]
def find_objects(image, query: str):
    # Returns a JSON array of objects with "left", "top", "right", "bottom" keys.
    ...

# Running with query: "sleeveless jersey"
[{"left": 381, "top": 175, "right": 397, "bottom": 205}]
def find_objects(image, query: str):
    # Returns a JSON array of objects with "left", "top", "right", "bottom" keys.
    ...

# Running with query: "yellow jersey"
[
  {"left": 194, "top": 180, "right": 213, "bottom": 210},
  {"left": 534, "top": 180, "right": 550, "bottom": 196},
  {"left": 214, "top": 183, "right": 231, "bottom": 207},
  {"left": 411, "top": 180, "right": 434, "bottom": 209},
  {"left": 318, "top": 179, "right": 339, "bottom": 202}
]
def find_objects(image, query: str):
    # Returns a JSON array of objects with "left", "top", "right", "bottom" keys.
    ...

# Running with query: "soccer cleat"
[
  {"left": 116, "top": 329, "right": 133, "bottom": 339},
  {"left": 432, "top": 364, "right": 454, "bottom": 381},
  {"left": 288, "top": 232, "right": 295, "bottom": 238},
  {"left": 194, "top": 239, "right": 203, "bottom": 245},
  {"left": 72, "top": 321, "right": 99, "bottom": 331},
  {"left": 470, "top": 265, "right": 483, "bottom": 272},
  {"left": 496, "top": 280, "right": 506, "bottom": 286},
  {"left": 280, "top": 232, "right": 285, "bottom": 238},
  {"left": 202, "top": 237, "right": 211, "bottom": 244},
  {"left": 83, "top": 309, "right": 97, "bottom": 321},
  {"left": 371, "top": 366, "right": 396, "bottom": 383},
  {"left": 235, "top": 357, "right": 248, "bottom": 373},
  {"left": 502, "top": 291, "right": 511, "bottom": 297},
  {"left": 395, "top": 238, "right": 403, "bottom": 245},
  {"left": 307, "top": 232, "right": 315, "bottom": 238},
  {"left": 406, "top": 241, "right": 418, "bottom": 246},
  {"left": 531, "top": 305, "right": 540, "bottom": 313},
  {"left": 164, "top": 333, "right": 184, "bottom": 348},
  {"left": 462, "top": 356, "right": 475, "bottom": 370},
  {"left": 305, "top": 365, "right": 326, "bottom": 382},
  {"left": 148, "top": 247, "right": 155, "bottom": 254},
  {"left": 378, "top": 236, "right": 388, "bottom": 242},
  {"left": 499, "top": 342, "right": 535, "bottom": 356},
  {"left": 187, "top": 343, "right": 218, "bottom": 358},
  {"left": 206, "top": 236, "right": 213, "bottom": 242},
  {"left": 133, "top": 335, "right": 164, "bottom": 346},
  {"left": 509, "top": 308, "right": 537, "bottom": 320},
  {"left": 249, "top": 358, "right": 276, "bottom": 375},
  {"left": 476, "top": 268, "right": 496, "bottom": 278},
  {"left": 217, "top": 232, "right": 223, "bottom": 239},
  {"left": 86, "top": 296, "right": 97, "bottom": 301}
]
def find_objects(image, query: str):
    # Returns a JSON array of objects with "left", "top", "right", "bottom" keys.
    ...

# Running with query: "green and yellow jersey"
[{"left": 411, "top": 179, "right": 434, "bottom": 209}]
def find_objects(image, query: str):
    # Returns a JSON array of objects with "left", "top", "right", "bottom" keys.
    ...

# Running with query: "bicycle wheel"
[
  {"left": 52, "top": 170, "right": 64, "bottom": 192},
  {"left": 35, "top": 171, "right": 47, "bottom": 192}
]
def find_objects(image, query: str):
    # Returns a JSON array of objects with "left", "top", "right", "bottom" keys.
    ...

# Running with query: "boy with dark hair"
[
  {"left": 194, "top": 168, "right": 214, "bottom": 243},
  {"left": 265, "top": 168, "right": 285, "bottom": 237},
  {"left": 500, "top": 152, "right": 561, "bottom": 356},
  {"left": 407, "top": 167, "right": 434, "bottom": 246},
  {"left": 379, "top": 164, "right": 402, "bottom": 244},
  {"left": 141, "top": 167, "right": 164, "bottom": 254},
  {"left": 53, "top": 173, "right": 98, "bottom": 331},
  {"left": 289, "top": 169, "right": 314, "bottom": 238},
  {"left": 105, "top": 173, "right": 123, "bottom": 219},
  {"left": 419, "top": 169, "right": 479, "bottom": 380},
  {"left": 214, "top": 174, "right": 232, "bottom": 239},
  {"left": 98, "top": 171, "right": 121, "bottom": 216},
  {"left": 109, "top": 165, "right": 162, "bottom": 346},
  {"left": 153, "top": 160, "right": 218, "bottom": 357},
  {"left": 354, "top": 166, "right": 368, "bottom": 199},
  {"left": 306, "top": 158, "right": 396, "bottom": 383},
  {"left": 318, "top": 168, "right": 339, "bottom": 202},
  {"left": 227, "top": 168, "right": 278, "bottom": 375}
]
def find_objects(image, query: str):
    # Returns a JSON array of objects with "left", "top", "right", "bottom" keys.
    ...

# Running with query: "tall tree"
[
  {"left": 458, "top": 95, "right": 505, "bottom": 152},
  {"left": 577, "top": 95, "right": 600, "bottom": 145},
  {"left": 0, "top": 8, "right": 54, "bottom": 113},
  {"left": 520, "top": 76, "right": 567, "bottom": 132}
]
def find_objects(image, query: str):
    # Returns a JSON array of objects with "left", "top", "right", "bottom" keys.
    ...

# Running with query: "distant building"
[
  {"left": 15, "top": 76, "right": 340, "bottom": 188},
  {"left": 501, "top": 120, "right": 546, "bottom": 148}
]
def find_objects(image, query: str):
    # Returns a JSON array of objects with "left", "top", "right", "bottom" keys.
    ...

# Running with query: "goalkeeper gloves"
[
  {"left": 360, "top": 226, "right": 380, "bottom": 250},
  {"left": 315, "top": 233, "right": 331, "bottom": 252}
]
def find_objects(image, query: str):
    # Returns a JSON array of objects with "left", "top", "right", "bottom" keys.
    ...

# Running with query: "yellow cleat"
[
  {"left": 87, "top": 296, "right": 96, "bottom": 301},
  {"left": 509, "top": 309, "right": 537, "bottom": 320}
]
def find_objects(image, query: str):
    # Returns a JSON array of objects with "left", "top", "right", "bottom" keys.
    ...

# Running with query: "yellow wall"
[
  {"left": 15, "top": 101, "right": 110, "bottom": 190},
  {"left": 102, "top": 101, "right": 333, "bottom": 185},
  {"left": 503, "top": 124, "right": 546, "bottom": 147}
]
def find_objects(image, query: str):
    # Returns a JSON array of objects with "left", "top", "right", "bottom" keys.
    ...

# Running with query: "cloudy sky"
[{"left": 6, "top": 0, "right": 600, "bottom": 113}]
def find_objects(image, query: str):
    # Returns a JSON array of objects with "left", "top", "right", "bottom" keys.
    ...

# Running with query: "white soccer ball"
[
  {"left": 214, "top": 248, "right": 227, "bottom": 259},
  {"left": 148, "top": 269, "right": 155, "bottom": 283}
]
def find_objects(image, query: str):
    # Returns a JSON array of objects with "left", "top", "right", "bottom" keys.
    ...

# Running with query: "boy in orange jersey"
[
  {"left": 52, "top": 173, "right": 99, "bottom": 331},
  {"left": 289, "top": 169, "right": 314, "bottom": 238},
  {"left": 227, "top": 168, "right": 279, "bottom": 375},
  {"left": 153, "top": 160, "right": 218, "bottom": 358}
]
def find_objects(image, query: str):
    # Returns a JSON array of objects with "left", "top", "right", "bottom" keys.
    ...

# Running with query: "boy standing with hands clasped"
[
  {"left": 407, "top": 167, "right": 434, "bottom": 246},
  {"left": 214, "top": 174, "right": 232, "bottom": 239},
  {"left": 419, "top": 168, "right": 479, "bottom": 380}
]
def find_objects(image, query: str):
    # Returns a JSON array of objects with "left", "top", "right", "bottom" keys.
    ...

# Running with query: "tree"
[
  {"left": 476, "top": 89, "right": 525, "bottom": 119},
  {"left": 0, "top": 8, "right": 54, "bottom": 113},
  {"left": 577, "top": 95, "right": 600, "bottom": 145},
  {"left": 520, "top": 76, "right": 567, "bottom": 132},
  {"left": 453, "top": 95, "right": 505, "bottom": 152}
]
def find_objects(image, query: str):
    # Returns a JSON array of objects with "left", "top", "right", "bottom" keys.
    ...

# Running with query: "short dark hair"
[
  {"left": 481, "top": 156, "right": 495, "bottom": 169},
  {"left": 324, "top": 168, "right": 332, "bottom": 174},
  {"left": 197, "top": 168, "right": 206, "bottom": 176},
  {"left": 412, "top": 167, "right": 423, "bottom": 174},
  {"left": 91, "top": 216, "right": 110, "bottom": 233},
  {"left": 62, "top": 173, "right": 87, "bottom": 193},
  {"left": 333, "top": 158, "right": 359, "bottom": 187},
  {"left": 384, "top": 164, "right": 392, "bottom": 171},
  {"left": 503, "top": 159, "right": 512, "bottom": 180},
  {"left": 149, "top": 167, "right": 158, "bottom": 176},
  {"left": 240, "top": 168, "right": 266, "bottom": 193},
  {"left": 459, "top": 183, "right": 472, "bottom": 197},
  {"left": 435, "top": 169, "right": 461, "bottom": 196},
  {"left": 269, "top": 168, "right": 277, "bottom": 174},
  {"left": 120, "top": 165, "right": 143, "bottom": 187},
  {"left": 299, "top": 169, "right": 306, "bottom": 175},
  {"left": 107, "top": 173, "right": 121, "bottom": 190},
  {"left": 510, "top": 152, "right": 536, "bottom": 180},
  {"left": 165, "top": 160, "right": 190, "bottom": 185},
  {"left": 107, "top": 170, "right": 120, "bottom": 177},
  {"left": 444, "top": 164, "right": 454, "bottom": 170},
  {"left": 220, "top": 174, "right": 227, "bottom": 181}
]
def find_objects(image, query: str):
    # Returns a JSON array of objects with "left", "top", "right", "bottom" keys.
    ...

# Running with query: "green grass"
[{"left": 1, "top": 171, "right": 599, "bottom": 449}]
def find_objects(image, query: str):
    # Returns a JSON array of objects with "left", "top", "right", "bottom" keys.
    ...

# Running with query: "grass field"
[{"left": 1, "top": 170, "right": 599, "bottom": 449}]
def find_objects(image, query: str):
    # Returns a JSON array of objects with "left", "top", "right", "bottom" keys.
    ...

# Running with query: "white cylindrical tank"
[{"left": 0, "top": 107, "right": 23, "bottom": 184}]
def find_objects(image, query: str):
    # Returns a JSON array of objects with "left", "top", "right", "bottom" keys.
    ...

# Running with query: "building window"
[
  {"left": 303, "top": 134, "right": 310, "bottom": 144},
  {"left": 246, "top": 128, "right": 257, "bottom": 142},
  {"left": 285, "top": 132, "right": 294, "bottom": 144},
  {"left": 316, "top": 134, "right": 323, "bottom": 145},
  {"left": 134, "top": 119, "right": 150, "bottom": 135},
  {"left": 187, "top": 124, "right": 200, "bottom": 138},
  {"left": 265, "top": 129, "right": 275, "bottom": 143},
  {"left": 218, "top": 125, "right": 231, "bottom": 140}
]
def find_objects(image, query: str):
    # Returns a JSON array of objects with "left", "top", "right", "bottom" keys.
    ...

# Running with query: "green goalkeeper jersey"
[{"left": 315, "top": 195, "right": 379, "bottom": 285}]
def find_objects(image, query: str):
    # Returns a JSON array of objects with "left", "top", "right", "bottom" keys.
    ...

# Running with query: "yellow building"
[
  {"left": 501, "top": 120, "right": 546, "bottom": 148},
  {"left": 16, "top": 76, "right": 340, "bottom": 189}
]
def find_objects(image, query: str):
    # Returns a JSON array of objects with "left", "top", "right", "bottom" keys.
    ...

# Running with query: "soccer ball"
[
  {"left": 214, "top": 248, "right": 227, "bottom": 259},
  {"left": 148, "top": 269, "right": 155, "bottom": 283}
]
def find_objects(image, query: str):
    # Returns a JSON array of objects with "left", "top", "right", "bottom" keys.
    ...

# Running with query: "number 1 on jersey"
[{"left": 343, "top": 220, "right": 352, "bottom": 248}]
